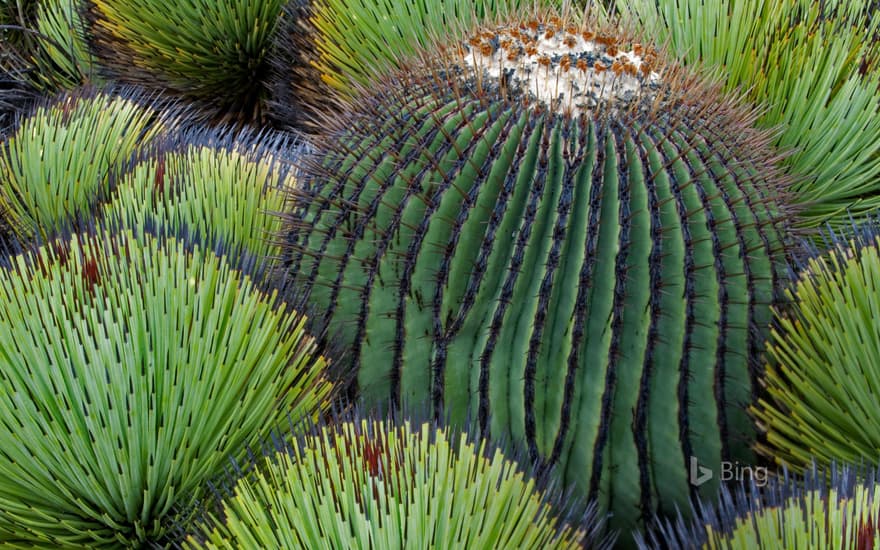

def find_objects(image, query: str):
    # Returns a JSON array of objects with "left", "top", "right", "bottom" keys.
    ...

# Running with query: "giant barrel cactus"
[{"left": 282, "top": 12, "right": 793, "bottom": 532}]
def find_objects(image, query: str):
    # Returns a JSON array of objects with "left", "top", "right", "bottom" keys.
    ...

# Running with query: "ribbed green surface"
[{"left": 287, "top": 76, "right": 789, "bottom": 531}]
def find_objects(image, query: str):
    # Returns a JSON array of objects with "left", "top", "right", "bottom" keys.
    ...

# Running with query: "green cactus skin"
[
  {"left": 0, "top": 227, "right": 333, "bottom": 546},
  {"left": 282, "top": 14, "right": 794, "bottom": 534},
  {"left": 183, "top": 416, "right": 614, "bottom": 549},
  {"left": 639, "top": 464, "right": 880, "bottom": 549}
]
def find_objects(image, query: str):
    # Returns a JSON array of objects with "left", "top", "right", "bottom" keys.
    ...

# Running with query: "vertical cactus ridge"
[{"left": 281, "top": 12, "right": 796, "bottom": 534}]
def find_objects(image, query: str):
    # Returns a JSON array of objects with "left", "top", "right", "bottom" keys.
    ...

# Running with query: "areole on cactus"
[{"left": 281, "top": 8, "right": 796, "bottom": 534}]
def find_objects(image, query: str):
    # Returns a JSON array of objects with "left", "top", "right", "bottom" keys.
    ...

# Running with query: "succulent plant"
[
  {"left": 84, "top": 0, "right": 286, "bottom": 122},
  {"left": 0, "top": 87, "right": 165, "bottom": 241},
  {"left": 610, "top": 0, "right": 880, "bottom": 229},
  {"left": 751, "top": 220, "right": 880, "bottom": 471},
  {"left": 270, "top": 0, "right": 546, "bottom": 126},
  {"left": 0, "top": 0, "right": 97, "bottom": 94},
  {"left": 183, "top": 417, "right": 613, "bottom": 549},
  {"left": 638, "top": 465, "right": 880, "bottom": 549},
  {"left": 281, "top": 11, "right": 795, "bottom": 534},
  {"left": 0, "top": 226, "right": 333, "bottom": 546},
  {"left": 101, "top": 129, "right": 299, "bottom": 266}
]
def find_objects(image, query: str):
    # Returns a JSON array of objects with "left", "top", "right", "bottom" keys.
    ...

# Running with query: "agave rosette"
[
  {"left": 0, "top": 87, "right": 167, "bottom": 240},
  {"left": 611, "top": 0, "right": 880, "bottom": 228},
  {"left": 0, "top": 227, "right": 333, "bottom": 546},
  {"left": 184, "top": 417, "right": 612, "bottom": 549}
]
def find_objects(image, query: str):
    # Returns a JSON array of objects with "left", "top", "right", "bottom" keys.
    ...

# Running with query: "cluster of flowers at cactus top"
[{"left": 461, "top": 20, "right": 662, "bottom": 116}]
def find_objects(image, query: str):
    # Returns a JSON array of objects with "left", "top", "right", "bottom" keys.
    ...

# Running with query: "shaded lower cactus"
[
  {"left": 102, "top": 129, "right": 300, "bottom": 265},
  {"left": 0, "top": 227, "right": 333, "bottom": 546},
  {"left": 281, "top": 11, "right": 794, "bottom": 534},
  {"left": 638, "top": 465, "right": 880, "bottom": 549},
  {"left": 752, "top": 220, "right": 880, "bottom": 470},
  {"left": 183, "top": 417, "right": 613, "bottom": 549},
  {"left": 0, "top": 87, "right": 166, "bottom": 240}
]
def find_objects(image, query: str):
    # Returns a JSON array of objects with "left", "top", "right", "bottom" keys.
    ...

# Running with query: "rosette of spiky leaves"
[
  {"left": 281, "top": 11, "right": 795, "bottom": 536},
  {"left": 0, "top": 0, "right": 97, "bottom": 105},
  {"left": 84, "top": 0, "right": 285, "bottom": 122},
  {"left": 0, "top": 87, "right": 165, "bottom": 241},
  {"left": 638, "top": 464, "right": 880, "bottom": 549},
  {"left": 610, "top": 0, "right": 880, "bottom": 228},
  {"left": 183, "top": 417, "right": 612, "bottom": 549},
  {"left": 270, "top": 0, "right": 558, "bottom": 128},
  {"left": 0, "top": 226, "right": 333, "bottom": 547},
  {"left": 751, "top": 219, "right": 880, "bottom": 471},
  {"left": 101, "top": 129, "right": 299, "bottom": 266}
]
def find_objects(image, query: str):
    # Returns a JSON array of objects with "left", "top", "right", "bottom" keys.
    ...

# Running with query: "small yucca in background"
[
  {"left": 84, "top": 0, "right": 286, "bottom": 122},
  {"left": 102, "top": 127, "right": 302, "bottom": 265},
  {"left": 0, "top": 87, "right": 167, "bottom": 241}
]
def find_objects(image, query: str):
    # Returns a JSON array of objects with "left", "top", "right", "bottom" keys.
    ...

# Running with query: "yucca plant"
[
  {"left": 610, "top": 0, "right": 880, "bottom": 228},
  {"left": 0, "top": 226, "right": 334, "bottom": 546},
  {"left": 84, "top": 0, "right": 286, "bottom": 122},
  {"left": 639, "top": 465, "right": 880, "bottom": 549},
  {"left": 0, "top": 87, "right": 166, "bottom": 241},
  {"left": 101, "top": 128, "right": 300, "bottom": 265},
  {"left": 281, "top": 9, "right": 795, "bottom": 534},
  {"left": 751, "top": 220, "right": 880, "bottom": 471},
  {"left": 270, "top": 0, "right": 557, "bottom": 127},
  {"left": 0, "top": 0, "right": 97, "bottom": 100},
  {"left": 183, "top": 417, "right": 613, "bottom": 549}
]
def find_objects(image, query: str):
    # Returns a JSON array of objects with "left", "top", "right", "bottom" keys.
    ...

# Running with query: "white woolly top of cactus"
[{"left": 461, "top": 21, "right": 662, "bottom": 116}]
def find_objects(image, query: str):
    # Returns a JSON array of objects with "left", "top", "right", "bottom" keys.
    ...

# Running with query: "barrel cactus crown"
[
  {"left": 639, "top": 465, "right": 880, "bottom": 549},
  {"left": 752, "top": 220, "right": 880, "bottom": 470},
  {"left": 0, "top": 227, "right": 333, "bottom": 546},
  {"left": 184, "top": 417, "right": 613, "bottom": 549},
  {"left": 282, "top": 11, "right": 794, "bottom": 533}
]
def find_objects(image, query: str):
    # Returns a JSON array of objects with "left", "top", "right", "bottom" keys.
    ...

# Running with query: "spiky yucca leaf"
[
  {"left": 610, "top": 0, "right": 880, "bottom": 228},
  {"left": 752, "top": 221, "right": 880, "bottom": 470},
  {"left": 639, "top": 465, "right": 880, "bottom": 549},
  {"left": 102, "top": 130, "right": 298, "bottom": 265},
  {"left": 270, "top": 0, "right": 558, "bottom": 127},
  {"left": 0, "top": 227, "right": 333, "bottom": 546},
  {"left": 0, "top": 0, "right": 97, "bottom": 96},
  {"left": 31, "top": 0, "right": 98, "bottom": 88},
  {"left": 282, "top": 11, "right": 794, "bottom": 535},
  {"left": 0, "top": 87, "right": 164, "bottom": 240},
  {"left": 184, "top": 418, "right": 612, "bottom": 549},
  {"left": 85, "top": 0, "right": 285, "bottom": 121}
]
